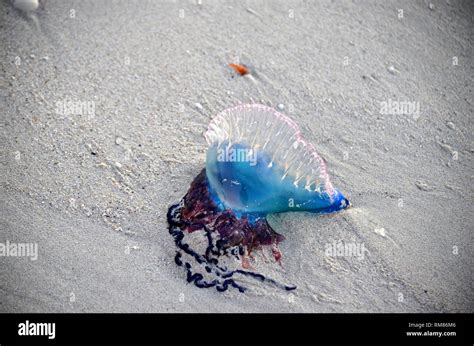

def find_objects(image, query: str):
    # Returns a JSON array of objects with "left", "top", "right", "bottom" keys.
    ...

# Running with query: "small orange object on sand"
[{"left": 229, "top": 63, "right": 250, "bottom": 76}]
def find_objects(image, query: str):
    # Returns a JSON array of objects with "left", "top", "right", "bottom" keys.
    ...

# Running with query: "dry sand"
[{"left": 0, "top": 0, "right": 472, "bottom": 312}]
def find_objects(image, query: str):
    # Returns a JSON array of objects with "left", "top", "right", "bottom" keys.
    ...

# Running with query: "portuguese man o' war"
[{"left": 167, "top": 104, "right": 350, "bottom": 293}]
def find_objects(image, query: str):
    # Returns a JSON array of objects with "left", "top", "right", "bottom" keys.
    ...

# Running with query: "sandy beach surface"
[{"left": 1, "top": 0, "right": 472, "bottom": 312}]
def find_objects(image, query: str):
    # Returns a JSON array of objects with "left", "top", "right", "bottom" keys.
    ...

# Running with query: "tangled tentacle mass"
[{"left": 167, "top": 169, "right": 296, "bottom": 293}]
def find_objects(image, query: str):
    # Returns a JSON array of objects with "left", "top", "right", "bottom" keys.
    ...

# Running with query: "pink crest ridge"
[{"left": 205, "top": 103, "right": 335, "bottom": 197}]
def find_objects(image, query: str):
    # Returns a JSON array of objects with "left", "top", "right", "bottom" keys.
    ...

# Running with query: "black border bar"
[{"left": 0, "top": 313, "right": 472, "bottom": 345}]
